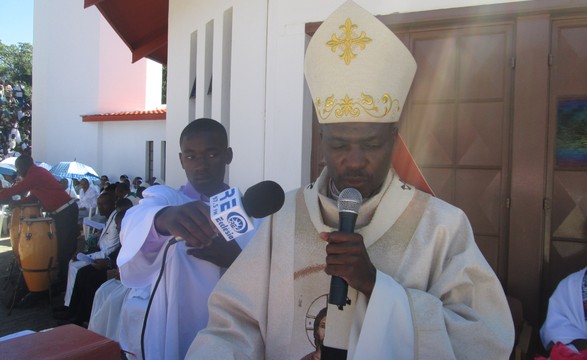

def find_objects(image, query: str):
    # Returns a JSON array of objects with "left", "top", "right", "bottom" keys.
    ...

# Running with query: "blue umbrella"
[
  {"left": 0, "top": 157, "right": 17, "bottom": 166},
  {"left": 49, "top": 161, "right": 100, "bottom": 180},
  {"left": 0, "top": 163, "right": 16, "bottom": 176},
  {"left": 0, "top": 157, "right": 17, "bottom": 176},
  {"left": 35, "top": 161, "right": 52, "bottom": 170}
]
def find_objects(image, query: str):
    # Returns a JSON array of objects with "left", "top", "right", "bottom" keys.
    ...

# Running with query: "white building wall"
[
  {"left": 166, "top": 0, "right": 268, "bottom": 190},
  {"left": 33, "top": 0, "right": 164, "bottom": 179},
  {"left": 99, "top": 120, "right": 165, "bottom": 183},
  {"left": 33, "top": 0, "right": 100, "bottom": 168}
]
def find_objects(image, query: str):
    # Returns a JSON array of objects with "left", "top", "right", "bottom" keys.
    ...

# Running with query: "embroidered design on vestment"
[
  {"left": 315, "top": 93, "right": 400, "bottom": 121},
  {"left": 327, "top": 18, "right": 372, "bottom": 65}
]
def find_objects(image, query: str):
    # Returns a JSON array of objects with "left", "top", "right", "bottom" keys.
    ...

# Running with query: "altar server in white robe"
[
  {"left": 89, "top": 277, "right": 151, "bottom": 360},
  {"left": 88, "top": 278, "right": 130, "bottom": 341},
  {"left": 63, "top": 191, "right": 118, "bottom": 306},
  {"left": 187, "top": 2, "right": 515, "bottom": 359},
  {"left": 541, "top": 267, "right": 587, "bottom": 353},
  {"left": 117, "top": 118, "right": 253, "bottom": 360}
]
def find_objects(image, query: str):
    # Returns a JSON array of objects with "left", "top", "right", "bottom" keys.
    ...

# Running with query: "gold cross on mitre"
[{"left": 326, "top": 18, "right": 372, "bottom": 65}]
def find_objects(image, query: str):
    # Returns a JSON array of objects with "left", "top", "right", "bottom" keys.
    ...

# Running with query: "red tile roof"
[{"left": 81, "top": 109, "right": 166, "bottom": 122}]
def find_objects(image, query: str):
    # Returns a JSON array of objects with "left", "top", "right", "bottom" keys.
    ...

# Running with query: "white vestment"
[
  {"left": 88, "top": 279, "right": 129, "bottom": 340},
  {"left": 187, "top": 170, "right": 514, "bottom": 359},
  {"left": 78, "top": 185, "right": 99, "bottom": 209},
  {"left": 117, "top": 183, "right": 253, "bottom": 360},
  {"left": 540, "top": 267, "right": 587, "bottom": 350},
  {"left": 64, "top": 210, "right": 119, "bottom": 306},
  {"left": 89, "top": 279, "right": 150, "bottom": 359}
]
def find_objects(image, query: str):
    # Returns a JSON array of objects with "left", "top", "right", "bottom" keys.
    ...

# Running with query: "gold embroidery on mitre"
[
  {"left": 315, "top": 93, "right": 400, "bottom": 121},
  {"left": 326, "top": 18, "right": 372, "bottom": 65}
]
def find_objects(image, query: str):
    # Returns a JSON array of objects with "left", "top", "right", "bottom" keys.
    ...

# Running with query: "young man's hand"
[
  {"left": 154, "top": 201, "right": 217, "bottom": 248},
  {"left": 186, "top": 236, "right": 242, "bottom": 268}
]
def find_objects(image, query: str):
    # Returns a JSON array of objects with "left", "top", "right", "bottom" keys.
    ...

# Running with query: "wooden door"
[
  {"left": 402, "top": 23, "right": 515, "bottom": 282},
  {"left": 543, "top": 17, "right": 587, "bottom": 303}
]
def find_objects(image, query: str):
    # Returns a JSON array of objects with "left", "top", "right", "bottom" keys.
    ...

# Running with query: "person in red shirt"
[{"left": 0, "top": 154, "right": 80, "bottom": 306}]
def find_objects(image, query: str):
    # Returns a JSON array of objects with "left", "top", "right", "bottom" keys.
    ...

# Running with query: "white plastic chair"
[
  {"left": 0, "top": 204, "right": 9, "bottom": 236},
  {"left": 82, "top": 206, "right": 98, "bottom": 240}
]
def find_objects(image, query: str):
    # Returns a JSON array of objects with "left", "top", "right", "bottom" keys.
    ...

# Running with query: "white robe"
[
  {"left": 78, "top": 185, "right": 99, "bottom": 209},
  {"left": 117, "top": 183, "right": 253, "bottom": 360},
  {"left": 64, "top": 210, "right": 119, "bottom": 306},
  {"left": 88, "top": 279, "right": 130, "bottom": 340},
  {"left": 119, "top": 285, "right": 151, "bottom": 359},
  {"left": 89, "top": 279, "right": 150, "bottom": 360},
  {"left": 540, "top": 267, "right": 587, "bottom": 350},
  {"left": 187, "top": 170, "right": 514, "bottom": 359}
]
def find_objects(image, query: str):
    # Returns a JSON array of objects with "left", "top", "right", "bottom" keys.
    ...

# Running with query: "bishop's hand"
[{"left": 320, "top": 231, "right": 377, "bottom": 298}]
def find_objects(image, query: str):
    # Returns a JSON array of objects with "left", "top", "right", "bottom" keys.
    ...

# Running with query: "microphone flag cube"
[{"left": 210, "top": 187, "right": 254, "bottom": 241}]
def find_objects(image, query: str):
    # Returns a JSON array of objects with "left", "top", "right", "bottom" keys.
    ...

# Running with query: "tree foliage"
[{"left": 0, "top": 41, "right": 33, "bottom": 92}]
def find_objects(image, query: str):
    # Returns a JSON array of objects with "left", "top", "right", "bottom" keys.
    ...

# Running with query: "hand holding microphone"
[
  {"left": 154, "top": 180, "right": 285, "bottom": 250},
  {"left": 188, "top": 180, "right": 285, "bottom": 267},
  {"left": 322, "top": 188, "right": 377, "bottom": 309},
  {"left": 154, "top": 200, "right": 218, "bottom": 248},
  {"left": 209, "top": 180, "right": 285, "bottom": 240}
]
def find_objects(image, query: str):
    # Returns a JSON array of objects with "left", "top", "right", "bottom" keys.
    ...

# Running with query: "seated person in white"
[
  {"left": 541, "top": 267, "right": 587, "bottom": 354},
  {"left": 117, "top": 118, "right": 254, "bottom": 359},
  {"left": 89, "top": 275, "right": 130, "bottom": 339},
  {"left": 89, "top": 200, "right": 149, "bottom": 359},
  {"left": 77, "top": 177, "right": 99, "bottom": 219},
  {"left": 62, "top": 190, "right": 119, "bottom": 306},
  {"left": 89, "top": 275, "right": 150, "bottom": 359}
]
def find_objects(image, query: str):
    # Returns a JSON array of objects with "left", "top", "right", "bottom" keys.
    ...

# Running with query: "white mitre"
[{"left": 304, "top": 0, "right": 417, "bottom": 124}]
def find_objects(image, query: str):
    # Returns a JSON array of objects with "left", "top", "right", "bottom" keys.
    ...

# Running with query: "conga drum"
[
  {"left": 19, "top": 203, "right": 42, "bottom": 219},
  {"left": 9, "top": 203, "right": 41, "bottom": 259},
  {"left": 18, "top": 217, "right": 58, "bottom": 292}
]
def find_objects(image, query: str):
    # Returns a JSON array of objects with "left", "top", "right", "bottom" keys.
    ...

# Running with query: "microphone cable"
[{"left": 140, "top": 238, "right": 178, "bottom": 360}]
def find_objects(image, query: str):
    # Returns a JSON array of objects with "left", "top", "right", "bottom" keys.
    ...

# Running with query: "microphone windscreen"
[
  {"left": 243, "top": 180, "right": 285, "bottom": 218},
  {"left": 337, "top": 188, "right": 362, "bottom": 214}
]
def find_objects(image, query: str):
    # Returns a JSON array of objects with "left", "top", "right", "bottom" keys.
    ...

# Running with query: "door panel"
[
  {"left": 455, "top": 169, "right": 502, "bottom": 235},
  {"left": 409, "top": 103, "right": 455, "bottom": 165},
  {"left": 404, "top": 24, "right": 514, "bottom": 280},
  {"left": 459, "top": 32, "right": 508, "bottom": 100},
  {"left": 457, "top": 102, "right": 504, "bottom": 166},
  {"left": 411, "top": 36, "right": 458, "bottom": 101},
  {"left": 545, "top": 18, "right": 587, "bottom": 298}
]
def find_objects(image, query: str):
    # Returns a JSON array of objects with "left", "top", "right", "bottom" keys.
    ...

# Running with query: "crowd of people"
[
  {"left": 0, "top": 80, "right": 32, "bottom": 159},
  {"left": 1, "top": 2, "right": 585, "bottom": 359}
]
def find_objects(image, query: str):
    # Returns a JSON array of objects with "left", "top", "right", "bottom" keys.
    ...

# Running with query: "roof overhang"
[
  {"left": 82, "top": 109, "right": 166, "bottom": 122},
  {"left": 84, "top": 0, "right": 169, "bottom": 65}
]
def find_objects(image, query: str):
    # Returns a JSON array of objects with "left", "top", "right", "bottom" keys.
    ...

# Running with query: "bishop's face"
[
  {"left": 321, "top": 122, "right": 395, "bottom": 199},
  {"left": 179, "top": 131, "right": 233, "bottom": 197}
]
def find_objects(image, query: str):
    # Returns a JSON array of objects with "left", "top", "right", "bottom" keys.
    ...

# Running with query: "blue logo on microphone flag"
[
  {"left": 210, "top": 187, "right": 255, "bottom": 241},
  {"left": 227, "top": 212, "right": 249, "bottom": 233}
]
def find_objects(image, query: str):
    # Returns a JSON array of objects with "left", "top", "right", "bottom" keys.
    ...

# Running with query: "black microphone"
[
  {"left": 242, "top": 180, "right": 285, "bottom": 219},
  {"left": 210, "top": 180, "right": 285, "bottom": 240},
  {"left": 328, "top": 187, "right": 362, "bottom": 310}
]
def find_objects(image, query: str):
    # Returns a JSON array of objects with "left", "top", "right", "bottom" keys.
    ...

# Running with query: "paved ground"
[{"left": 0, "top": 236, "right": 64, "bottom": 338}]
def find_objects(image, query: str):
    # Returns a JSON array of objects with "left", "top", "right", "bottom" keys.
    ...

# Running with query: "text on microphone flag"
[{"left": 210, "top": 187, "right": 255, "bottom": 241}]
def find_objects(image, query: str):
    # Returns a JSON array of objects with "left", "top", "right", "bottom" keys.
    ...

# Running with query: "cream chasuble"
[{"left": 187, "top": 170, "right": 514, "bottom": 359}]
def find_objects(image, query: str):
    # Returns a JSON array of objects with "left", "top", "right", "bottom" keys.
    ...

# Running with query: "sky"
[{"left": 0, "top": 0, "right": 34, "bottom": 45}]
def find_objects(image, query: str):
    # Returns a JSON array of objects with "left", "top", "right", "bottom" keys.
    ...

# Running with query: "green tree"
[{"left": 0, "top": 41, "right": 33, "bottom": 97}]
